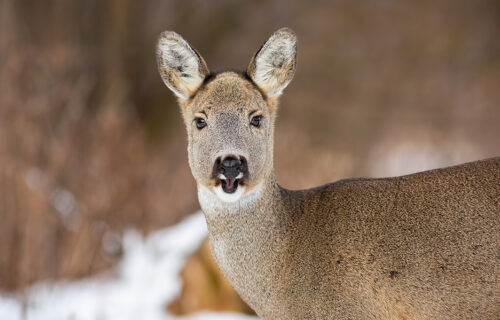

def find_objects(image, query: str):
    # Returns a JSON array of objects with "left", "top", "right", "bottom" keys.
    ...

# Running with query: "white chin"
[{"left": 214, "top": 185, "right": 245, "bottom": 203}]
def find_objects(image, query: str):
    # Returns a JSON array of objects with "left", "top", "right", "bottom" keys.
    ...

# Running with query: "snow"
[{"left": 0, "top": 212, "right": 258, "bottom": 320}]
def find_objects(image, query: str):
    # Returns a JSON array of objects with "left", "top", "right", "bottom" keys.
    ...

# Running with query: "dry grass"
[{"left": 0, "top": 0, "right": 198, "bottom": 291}]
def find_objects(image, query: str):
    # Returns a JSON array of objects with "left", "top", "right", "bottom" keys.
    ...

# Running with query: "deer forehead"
[{"left": 188, "top": 72, "right": 267, "bottom": 115}]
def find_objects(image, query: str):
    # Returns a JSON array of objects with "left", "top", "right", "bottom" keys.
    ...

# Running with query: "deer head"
[{"left": 157, "top": 28, "right": 297, "bottom": 203}]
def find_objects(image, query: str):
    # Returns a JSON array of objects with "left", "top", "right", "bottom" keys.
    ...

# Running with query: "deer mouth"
[
  {"left": 212, "top": 156, "right": 248, "bottom": 196},
  {"left": 212, "top": 171, "right": 248, "bottom": 202},
  {"left": 221, "top": 178, "right": 240, "bottom": 194}
]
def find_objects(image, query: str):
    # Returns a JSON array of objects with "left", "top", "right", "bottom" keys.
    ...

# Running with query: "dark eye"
[
  {"left": 194, "top": 117, "right": 206, "bottom": 130},
  {"left": 250, "top": 115, "right": 263, "bottom": 128}
]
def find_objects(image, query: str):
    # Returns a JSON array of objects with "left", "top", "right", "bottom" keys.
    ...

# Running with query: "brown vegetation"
[
  {"left": 168, "top": 239, "right": 255, "bottom": 315},
  {"left": 0, "top": 0, "right": 198, "bottom": 291}
]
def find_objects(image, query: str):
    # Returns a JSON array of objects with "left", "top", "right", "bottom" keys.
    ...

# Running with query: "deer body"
[
  {"left": 157, "top": 28, "right": 500, "bottom": 319},
  {"left": 201, "top": 160, "right": 499, "bottom": 319}
]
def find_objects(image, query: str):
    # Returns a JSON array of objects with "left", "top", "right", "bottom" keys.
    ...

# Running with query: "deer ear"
[
  {"left": 247, "top": 28, "right": 297, "bottom": 97},
  {"left": 157, "top": 31, "right": 209, "bottom": 99}
]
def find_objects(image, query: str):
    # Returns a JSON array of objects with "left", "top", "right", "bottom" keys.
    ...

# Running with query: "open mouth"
[
  {"left": 220, "top": 178, "right": 240, "bottom": 194},
  {"left": 212, "top": 156, "right": 248, "bottom": 196}
]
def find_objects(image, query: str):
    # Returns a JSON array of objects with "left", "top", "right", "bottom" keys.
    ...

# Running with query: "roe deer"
[{"left": 156, "top": 28, "right": 500, "bottom": 319}]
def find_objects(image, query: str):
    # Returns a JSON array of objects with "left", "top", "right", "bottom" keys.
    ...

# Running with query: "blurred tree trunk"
[{"left": 168, "top": 238, "right": 255, "bottom": 316}]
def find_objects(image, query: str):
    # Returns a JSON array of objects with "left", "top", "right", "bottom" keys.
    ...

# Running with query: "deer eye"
[
  {"left": 250, "top": 115, "right": 263, "bottom": 128},
  {"left": 194, "top": 117, "right": 207, "bottom": 130}
]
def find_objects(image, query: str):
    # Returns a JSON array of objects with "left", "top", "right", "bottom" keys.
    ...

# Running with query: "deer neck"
[{"left": 197, "top": 171, "right": 290, "bottom": 307}]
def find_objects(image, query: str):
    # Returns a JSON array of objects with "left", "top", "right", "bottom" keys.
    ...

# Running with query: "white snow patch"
[{"left": 0, "top": 212, "right": 259, "bottom": 320}]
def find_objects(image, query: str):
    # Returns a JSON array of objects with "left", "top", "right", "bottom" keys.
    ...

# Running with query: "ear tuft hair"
[
  {"left": 156, "top": 31, "right": 209, "bottom": 99},
  {"left": 247, "top": 28, "right": 297, "bottom": 97}
]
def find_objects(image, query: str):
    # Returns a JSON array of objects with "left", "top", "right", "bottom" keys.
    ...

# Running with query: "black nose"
[{"left": 217, "top": 156, "right": 247, "bottom": 180}]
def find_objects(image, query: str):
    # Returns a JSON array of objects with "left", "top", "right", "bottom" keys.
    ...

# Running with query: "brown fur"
[
  {"left": 157, "top": 28, "right": 500, "bottom": 319},
  {"left": 203, "top": 159, "right": 499, "bottom": 319}
]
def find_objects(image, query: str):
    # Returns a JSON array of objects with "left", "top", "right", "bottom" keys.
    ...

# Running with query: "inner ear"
[
  {"left": 157, "top": 31, "right": 209, "bottom": 99},
  {"left": 247, "top": 28, "right": 297, "bottom": 97}
]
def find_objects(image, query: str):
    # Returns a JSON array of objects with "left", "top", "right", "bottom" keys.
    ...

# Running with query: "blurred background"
[{"left": 1, "top": 0, "right": 499, "bottom": 318}]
